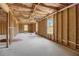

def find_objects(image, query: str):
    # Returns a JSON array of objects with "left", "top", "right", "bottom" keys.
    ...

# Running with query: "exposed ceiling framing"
[
  {"left": 7, "top": 3, "right": 72, "bottom": 23},
  {"left": 29, "top": 3, "right": 40, "bottom": 20}
]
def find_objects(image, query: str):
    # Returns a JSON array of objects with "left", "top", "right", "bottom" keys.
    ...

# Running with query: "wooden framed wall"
[
  {"left": 28, "top": 23, "right": 36, "bottom": 33},
  {"left": 0, "top": 9, "right": 7, "bottom": 35},
  {"left": 37, "top": 4, "right": 79, "bottom": 50},
  {"left": 0, "top": 21, "right": 7, "bottom": 35},
  {"left": 76, "top": 4, "right": 79, "bottom": 49},
  {"left": 53, "top": 13, "right": 58, "bottom": 42},
  {"left": 19, "top": 23, "right": 24, "bottom": 33},
  {"left": 52, "top": 5, "right": 79, "bottom": 49},
  {"left": 0, "top": 8, "right": 8, "bottom": 47},
  {"left": 68, "top": 6, "right": 76, "bottom": 49},
  {"left": 57, "top": 12, "right": 62, "bottom": 43},
  {"left": 28, "top": 24, "right": 32, "bottom": 32},
  {"left": 8, "top": 12, "right": 19, "bottom": 44},
  {"left": 62, "top": 9, "right": 68, "bottom": 46},
  {"left": 31, "top": 23, "right": 36, "bottom": 32},
  {"left": 38, "top": 19, "right": 47, "bottom": 37}
]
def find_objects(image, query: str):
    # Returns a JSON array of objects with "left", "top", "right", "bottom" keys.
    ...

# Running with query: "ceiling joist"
[
  {"left": 7, "top": 3, "right": 73, "bottom": 23},
  {"left": 8, "top": 3, "right": 33, "bottom": 9},
  {"left": 29, "top": 3, "right": 40, "bottom": 19},
  {"left": 40, "top": 3, "right": 60, "bottom": 10},
  {"left": 39, "top": 3, "right": 76, "bottom": 22}
]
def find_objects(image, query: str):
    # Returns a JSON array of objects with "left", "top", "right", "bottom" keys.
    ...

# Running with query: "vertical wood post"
[
  {"left": 67, "top": 8, "right": 69, "bottom": 46},
  {"left": 6, "top": 12, "right": 9, "bottom": 48}
]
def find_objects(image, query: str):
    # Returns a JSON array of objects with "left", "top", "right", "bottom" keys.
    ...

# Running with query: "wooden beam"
[
  {"left": 8, "top": 7, "right": 20, "bottom": 22},
  {"left": 67, "top": 8, "right": 69, "bottom": 46},
  {"left": 60, "top": 3, "right": 72, "bottom": 6},
  {"left": 39, "top": 10, "right": 57, "bottom": 21},
  {"left": 6, "top": 12, "right": 9, "bottom": 48},
  {"left": 39, "top": 3, "right": 78, "bottom": 22},
  {"left": 58, "top": 3, "right": 78, "bottom": 12},
  {"left": 29, "top": 3, "right": 40, "bottom": 20},
  {"left": 40, "top": 3, "right": 60, "bottom": 10},
  {"left": 8, "top": 3, "right": 32, "bottom": 9},
  {"left": 10, "top": 10, "right": 21, "bottom": 22}
]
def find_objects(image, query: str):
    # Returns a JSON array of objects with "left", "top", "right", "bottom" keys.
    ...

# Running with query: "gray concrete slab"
[{"left": 0, "top": 33, "right": 79, "bottom": 56}]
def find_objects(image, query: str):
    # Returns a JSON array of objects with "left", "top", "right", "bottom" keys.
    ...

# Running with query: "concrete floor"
[{"left": 0, "top": 33, "right": 79, "bottom": 56}]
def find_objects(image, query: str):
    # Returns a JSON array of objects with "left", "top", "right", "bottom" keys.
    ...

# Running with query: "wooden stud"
[
  {"left": 6, "top": 12, "right": 9, "bottom": 48},
  {"left": 67, "top": 8, "right": 69, "bottom": 46},
  {"left": 61, "top": 11, "right": 63, "bottom": 44},
  {"left": 39, "top": 4, "right": 78, "bottom": 22},
  {"left": 75, "top": 6, "right": 77, "bottom": 49}
]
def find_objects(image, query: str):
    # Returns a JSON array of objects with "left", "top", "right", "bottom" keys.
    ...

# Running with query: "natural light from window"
[
  {"left": 47, "top": 19, "right": 53, "bottom": 35},
  {"left": 24, "top": 25, "right": 28, "bottom": 31},
  {"left": 36, "top": 22, "right": 38, "bottom": 33}
]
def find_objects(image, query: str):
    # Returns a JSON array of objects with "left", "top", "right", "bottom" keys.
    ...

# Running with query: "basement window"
[
  {"left": 47, "top": 19, "right": 53, "bottom": 35},
  {"left": 24, "top": 25, "right": 28, "bottom": 31}
]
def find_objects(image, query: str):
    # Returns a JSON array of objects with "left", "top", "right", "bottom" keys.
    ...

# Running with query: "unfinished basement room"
[{"left": 0, "top": 3, "right": 79, "bottom": 56}]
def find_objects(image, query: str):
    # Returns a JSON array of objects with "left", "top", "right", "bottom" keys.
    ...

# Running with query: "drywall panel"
[
  {"left": 58, "top": 12, "right": 62, "bottom": 43},
  {"left": 62, "top": 9, "right": 68, "bottom": 46},
  {"left": 68, "top": 6, "right": 76, "bottom": 49}
]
